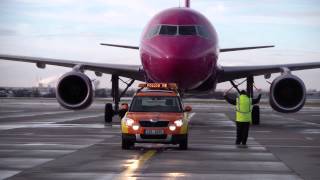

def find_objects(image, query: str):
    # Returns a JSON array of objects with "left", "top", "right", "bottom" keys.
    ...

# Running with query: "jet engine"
[
  {"left": 269, "top": 74, "right": 306, "bottom": 113},
  {"left": 56, "top": 71, "right": 93, "bottom": 110}
]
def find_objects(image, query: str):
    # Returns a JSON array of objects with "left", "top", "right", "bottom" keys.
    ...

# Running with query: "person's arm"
[
  {"left": 252, "top": 94, "right": 262, "bottom": 105},
  {"left": 224, "top": 93, "right": 237, "bottom": 105}
]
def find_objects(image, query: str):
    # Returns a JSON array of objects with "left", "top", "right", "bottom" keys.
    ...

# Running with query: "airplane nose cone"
[{"left": 141, "top": 37, "right": 216, "bottom": 89}]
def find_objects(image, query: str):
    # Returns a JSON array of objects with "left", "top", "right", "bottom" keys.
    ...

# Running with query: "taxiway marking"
[
  {"left": 119, "top": 150, "right": 157, "bottom": 179},
  {"left": 0, "top": 111, "right": 70, "bottom": 119}
]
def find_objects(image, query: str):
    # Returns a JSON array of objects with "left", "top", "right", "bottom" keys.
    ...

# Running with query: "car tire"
[
  {"left": 105, "top": 103, "right": 114, "bottom": 123},
  {"left": 252, "top": 105, "right": 260, "bottom": 125},
  {"left": 179, "top": 134, "right": 188, "bottom": 150}
]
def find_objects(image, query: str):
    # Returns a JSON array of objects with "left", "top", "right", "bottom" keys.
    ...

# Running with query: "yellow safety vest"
[{"left": 236, "top": 95, "right": 252, "bottom": 123}]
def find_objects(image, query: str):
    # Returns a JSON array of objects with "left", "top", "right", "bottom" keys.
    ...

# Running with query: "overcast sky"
[{"left": 0, "top": 0, "right": 320, "bottom": 90}]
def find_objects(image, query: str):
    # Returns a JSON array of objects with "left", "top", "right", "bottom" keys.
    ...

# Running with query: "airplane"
[{"left": 1, "top": 0, "right": 320, "bottom": 125}]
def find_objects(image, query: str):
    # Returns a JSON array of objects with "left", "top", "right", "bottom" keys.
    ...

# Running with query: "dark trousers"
[{"left": 236, "top": 121, "right": 250, "bottom": 145}]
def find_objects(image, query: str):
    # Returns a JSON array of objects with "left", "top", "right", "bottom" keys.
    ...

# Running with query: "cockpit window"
[
  {"left": 159, "top": 25, "right": 177, "bottom": 35},
  {"left": 145, "top": 25, "right": 160, "bottom": 39},
  {"left": 197, "top": 26, "right": 210, "bottom": 38},
  {"left": 147, "top": 24, "right": 211, "bottom": 39},
  {"left": 179, "top": 26, "right": 197, "bottom": 35}
]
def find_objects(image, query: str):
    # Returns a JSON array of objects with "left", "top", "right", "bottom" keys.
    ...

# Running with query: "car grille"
[
  {"left": 139, "top": 120, "right": 169, "bottom": 127},
  {"left": 140, "top": 134, "right": 167, "bottom": 139}
]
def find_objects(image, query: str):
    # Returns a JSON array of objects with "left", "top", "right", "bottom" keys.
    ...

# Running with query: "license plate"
[{"left": 145, "top": 129, "right": 164, "bottom": 135}]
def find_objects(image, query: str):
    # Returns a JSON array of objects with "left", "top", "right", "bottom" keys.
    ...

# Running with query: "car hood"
[{"left": 126, "top": 112, "right": 183, "bottom": 121}]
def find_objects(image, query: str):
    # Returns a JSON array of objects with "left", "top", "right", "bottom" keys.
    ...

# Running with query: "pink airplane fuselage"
[{"left": 140, "top": 8, "right": 219, "bottom": 90}]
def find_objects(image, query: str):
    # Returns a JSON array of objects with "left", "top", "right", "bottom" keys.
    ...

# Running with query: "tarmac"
[{"left": 0, "top": 98, "right": 319, "bottom": 180}]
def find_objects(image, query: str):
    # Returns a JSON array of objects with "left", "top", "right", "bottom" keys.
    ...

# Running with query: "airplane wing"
[
  {"left": 100, "top": 43, "right": 139, "bottom": 50},
  {"left": 219, "top": 45, "right": 274, "bottom": 52},
  {"left": 0, "top": 54, "right": 145, "bottom": 81},
  {"left": 218, "top": 62, "right": 320, "bottom": 83},
  {"left": 99, "top": 43, "right": 275, "bottom": 52}
]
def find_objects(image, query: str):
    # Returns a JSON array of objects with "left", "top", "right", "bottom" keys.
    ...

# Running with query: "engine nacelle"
[
  {"left": 56, "top": 71, "right": 93, "bottom": 110},
  {"left": 269, "top": 74, "right": 306, "bottom": 113}
]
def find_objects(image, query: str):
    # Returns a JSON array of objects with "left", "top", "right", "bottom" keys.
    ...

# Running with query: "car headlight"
[
  {"left": 124, "top": 118, "right": 134, "bottom": 126},
  {"left": 169, "top": 124, "right": 176, "bottom": 131},
  {"left": 132, "top": 124, "right": 140, "bottom": 131},
  {"left": 174, "top": 119, "right": 183, "bottom": 127}
]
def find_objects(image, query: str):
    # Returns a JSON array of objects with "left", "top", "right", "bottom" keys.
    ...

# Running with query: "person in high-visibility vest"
[
  {"left": 235, "top": 90, "right": 252, "bottom": 145},
  {"left": 224, "top": 90, "right": 260, "bottom": 145}
]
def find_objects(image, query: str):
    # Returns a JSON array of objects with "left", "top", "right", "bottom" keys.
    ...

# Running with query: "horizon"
[{"left": 0, "top": 0, "right": 320, "bottom": 90}]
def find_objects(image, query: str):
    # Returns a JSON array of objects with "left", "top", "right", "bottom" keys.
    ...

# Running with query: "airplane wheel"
[
  {"left": 105, "top": 103, "right": 114, "bottom": 123},
  {"left": 252, "top": 105, "right": 260, "bottom": 125},
  {"left": 179, "top": 135, "right": 188, "bottom": 150}
]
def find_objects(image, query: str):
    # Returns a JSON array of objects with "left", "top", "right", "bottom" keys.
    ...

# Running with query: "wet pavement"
[{"left": 0, "top": 98, "right": 320, "bottom": 180}]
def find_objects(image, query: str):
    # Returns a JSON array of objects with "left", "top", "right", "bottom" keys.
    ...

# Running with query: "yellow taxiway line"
[{"left": 118, "top": 150, "right": 157, "bottom": 179}]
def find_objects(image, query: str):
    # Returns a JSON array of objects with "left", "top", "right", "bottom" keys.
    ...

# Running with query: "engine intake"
[
  {"left": 56, "top": 71, "right": 93, "bottom": 110},
  {"left": 269, "top": 74, "right": 306, "bottom": 113}
]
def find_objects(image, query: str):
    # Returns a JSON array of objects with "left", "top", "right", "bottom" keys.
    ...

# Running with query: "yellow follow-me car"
[{"left": 120, "top": 83, "right": 192, "bottom": 150}]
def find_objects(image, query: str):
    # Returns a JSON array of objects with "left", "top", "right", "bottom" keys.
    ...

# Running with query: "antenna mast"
[{"left": 185, "top": 0, "right": 190, "bottom": 8}]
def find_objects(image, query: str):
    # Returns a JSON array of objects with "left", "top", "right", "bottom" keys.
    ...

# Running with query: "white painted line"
[
  {"left": 0, "top": 114, "right": 104, "bottom": 130},
  {"left": 0, "top": 110, "right": 25, "bottom": 113},
  {"left": 0, "top": 170, "right": 21, "bottom": 180},
  {"left": 0, "top": 111, "right": 71, "bottom": 119},
  {"left": 266, "top": 145, "right": 320, "bottom": 148},
  {"left": 129, "top": 173, "right": 302, "bottom": 180},
  {"left": 0, "top": 158, "right": 54, "bottom": 169},
  {"left": 305, "top": 137, "right": 313, "bottom": 140}
]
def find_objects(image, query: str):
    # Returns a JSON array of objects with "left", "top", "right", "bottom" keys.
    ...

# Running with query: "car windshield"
[{"left": 129, "top": 96, "right": 182, "bottom": 112}]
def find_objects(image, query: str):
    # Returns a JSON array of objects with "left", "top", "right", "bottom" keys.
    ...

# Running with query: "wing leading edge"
[
  {"left": 218, "top": 62, "right": 320, "bottom": 83},
  {"left": 0, "top": 54, "right": 145, "bottom": 81},
  {"left": 220, "top": 45, "right": 274, "bottom": 52},
  {"left": 99, "top": 43, "right": 275, "bottom": 52}
]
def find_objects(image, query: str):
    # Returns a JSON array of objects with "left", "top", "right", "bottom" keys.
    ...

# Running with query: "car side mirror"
[{"left": 184, "top": 106, "right": 192, "bottom": 112}]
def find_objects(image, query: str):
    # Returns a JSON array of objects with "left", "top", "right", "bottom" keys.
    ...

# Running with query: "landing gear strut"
[
  {"left": 104, "top": 75, "right": 134, "bottom": 123},
  {"left": 246, "top": 76, "right": 260, "bottom": 125}
]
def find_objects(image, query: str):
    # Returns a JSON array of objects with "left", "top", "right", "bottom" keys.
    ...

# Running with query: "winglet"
[
  {"left": 100, "top": 43, "right": 139, "bottom": 50},
  {"left": 220, "top": 45, "right": 274, "bottom": 52}
]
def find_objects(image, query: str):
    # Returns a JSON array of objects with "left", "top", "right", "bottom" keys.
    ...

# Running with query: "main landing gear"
[
  {"left": 246, "top": 76, "right": 260, "bottom": 125},
  {"left": 228, "top": 76, "right": 261, "bottom": 125},
  {"left": 104, "top": 75, "right": 134, "bottom": 123}
]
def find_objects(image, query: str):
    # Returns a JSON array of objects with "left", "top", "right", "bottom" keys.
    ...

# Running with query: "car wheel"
[
  {"left": 252, "top": 105, "right": 260, "bottom": 125},
  {"left": 105, "top": 103, "right": 114, "bottom": 123}
]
